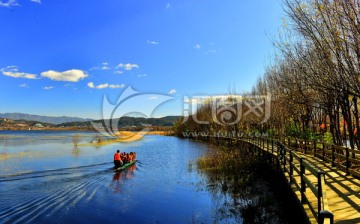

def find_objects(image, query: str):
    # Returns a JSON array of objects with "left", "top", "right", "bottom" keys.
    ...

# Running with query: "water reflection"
[
  {"left": 197, "top": 145, "right": 309, "bottom": 224},
  {"left": 109, "top": 164, "right": 136, "bottom": 194},
  {"left": 110, "top": 172, "right": 122, "bottom": 193},
  {"left": 200, "top": 171, "right": 282, "bottom": 223},
  {"left": 72, "top": 146, "right": 80, "bottom": 157},
  {"left": 1, "top": 134, "right": 243, "bottom": 223}
]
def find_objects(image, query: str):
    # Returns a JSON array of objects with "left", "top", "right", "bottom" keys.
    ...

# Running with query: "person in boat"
[
  {"left": 125, "top": 153, "right": 130, "bottom": 163},
  {"left": 129, "top": 152, "right": 136, "bottom": 162},
  {"left": 114, "top": 150, "right": 123, "bottom": 168}
]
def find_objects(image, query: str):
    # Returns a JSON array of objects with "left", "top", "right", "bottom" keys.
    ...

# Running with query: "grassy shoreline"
[{"left": 197, "top": 144, "right": 310, "bottom": 223}]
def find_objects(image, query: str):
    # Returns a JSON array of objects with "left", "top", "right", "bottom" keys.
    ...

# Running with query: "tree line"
[{"left": 175, "top": 0, "right": 360, "bottom": 149}]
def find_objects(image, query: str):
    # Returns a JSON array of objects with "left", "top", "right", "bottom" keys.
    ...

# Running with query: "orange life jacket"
[{"left": 114, "top": 153, "right": 120, "bottom": 161}]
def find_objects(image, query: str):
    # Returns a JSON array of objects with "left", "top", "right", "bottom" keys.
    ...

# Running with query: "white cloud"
[
  {"left": 3, "top": 71, "right": 37, "bottom": 79},
  {"left": 1, "top": 66, "right": 37, "bottom": 79},
  {"left": 42, "top": 86, "right": 54, "bottom": 90},
  {"left": 90, "top": 62, "right": 110, "bottom": 71},
  {"left": 148, "top": 96, "right": 158, "bottom": 100},
  {"left": 147, "top": 40, "right": 159, "bottom": 45},
  {"left": 0, "top": 0, "right": 19, "bottom": 7},
  {"left": 137, "top": 74, "right": 147, "bottom": 78},
  {"left": 19, "top": 84, "right": 29, "bottom": 88},
  {"left": 41, "top": 69, "right": 87, "bottom": 82},
  {"left": 101, "top": 62, "right": 110, "bottom": 70},
  {"left": 87, "top": 82, "right": 95, "bottom": 88},
  {"left": 87, "top": 82, "right": 125, "bottom": 89},
  {"left": 168, "top": 89, "right": 176, "bottom": 95},
  {"left": 116, "top": 63, "right": 139, "bottom": 71},
  {"left": 114, "top": 70, "right": 123, "bottom": 75},
  {"left": 96, "top": 83, "right": 109, "bottom": 89},
  {"left": 194, "top": 44, "right": 201, "bottom": 49},
  {"left": 30, "top": 0, "right": 41, "bottom": 3},
  {"left": 109, "top": 84, "right": 125, "bottom": 89},
  {"left": 166, "top": 3, "right": 171, "bottom": 8}
]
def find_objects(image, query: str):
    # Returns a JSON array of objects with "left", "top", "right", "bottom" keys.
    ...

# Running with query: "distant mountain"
[
  {"left": 60, "top": 116, "right": 182, "bottom": 127},
  {"left": 0, "top": 113, "right": 93, "bottom": 125}
]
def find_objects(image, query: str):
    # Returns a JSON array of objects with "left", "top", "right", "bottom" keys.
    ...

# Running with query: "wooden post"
[
  {"left": 345, "top": 147, "right": 350, "bottom": 175},
  {"left": 300, "top": 158, "right": 306, "bottom": 204},
  {"left": 304, "top": 139, "right": 307, "bottom": 154},
  {"left": 322, "top": 143, "right": 325, "bottom": 161},
  {"left": 277, "top": 157, "right": 280, "bottom": 171},
  {"left": 331, "top": 145, "right": 335, "bottom": 167},
  {"left": 288, "top": 137, "right": 291, "bottom": 148},
  {"left": 289, "top": 151, "right": 293, "bottom": 181},
  {"left": 313, "top": 140, "right": 317, "bottom": 158},
  {"left": 283, "top": 146, "right": 286, "bottom": 172},
  {"left": 317, "top": 172, "right": 324, "bottom": 218}
]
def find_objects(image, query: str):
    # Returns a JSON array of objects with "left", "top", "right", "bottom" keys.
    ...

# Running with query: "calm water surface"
[{"left": 0, "top": 131, "right": 228, "bottom": 223}]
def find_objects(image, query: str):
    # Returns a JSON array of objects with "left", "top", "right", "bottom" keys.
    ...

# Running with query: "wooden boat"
[{"left": 114, "top": 160, "right": 136, "bottom": 172}]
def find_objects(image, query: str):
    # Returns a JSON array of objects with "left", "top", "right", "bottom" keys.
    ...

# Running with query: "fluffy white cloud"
[
  {"left": 1, "top": 66, "right": 37, "bottom": 79},
  {"left": 87, "top": 82, "right": 125, "bottom": 89},
  {"left": 41, "top": 69, "right": 87, "bottom": 82},
  {"left": 42, "top": 86, "right": 54, "bottom": 90},
  {"left": 30, "top": 0, "right": 41, "bottom": 3},
  {"left": 0, "top": 0, "right": 19, "bottom": 7},
  {"left": 194, "top": 44, "right": 201, "bottom": 49},
  {"left": 116, "top": 63, "right": 139, "bottom": 71},
  {"left": 168, "top": 89, "right": 176, "bottom": 95},
  {"left": 147, "top": 40, "right": 159, "bottom": 45}
]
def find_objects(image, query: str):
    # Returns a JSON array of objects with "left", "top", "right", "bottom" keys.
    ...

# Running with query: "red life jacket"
[{"left": 114, "top": 153, "right": 120, "bottom": 161}]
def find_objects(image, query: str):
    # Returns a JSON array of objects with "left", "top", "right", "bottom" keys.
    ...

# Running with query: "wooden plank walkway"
[
  {"left": 250, "top": 140, "right": 360, "bottom": 224},
  {"left": 304, "top": 154, "right": 360, "bottom": 224}
]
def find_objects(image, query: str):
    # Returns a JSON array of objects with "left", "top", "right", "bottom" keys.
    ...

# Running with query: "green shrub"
[{"left": 323, "top": 132, "right": 333, "bottom": 145}]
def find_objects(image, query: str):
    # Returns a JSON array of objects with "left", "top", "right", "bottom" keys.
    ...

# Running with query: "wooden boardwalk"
[
  {"left": 242, "top": 138, "right": 360, "bottom": 224},
  {"left": 305, "top": 154, "right": 360, "bottom": 224}
]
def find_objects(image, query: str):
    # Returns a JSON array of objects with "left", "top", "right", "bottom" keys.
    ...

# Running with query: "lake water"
[
  {"left": 0, "top": 131, "right": 299, "bottom": 224},
  {"left": 0, "top": 131, "right": 228, "bottom": 223}
]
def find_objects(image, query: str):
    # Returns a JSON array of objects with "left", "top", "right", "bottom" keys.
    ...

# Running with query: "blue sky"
[{"left": 0, "top": 0, "right": 282, "bottom": 119}]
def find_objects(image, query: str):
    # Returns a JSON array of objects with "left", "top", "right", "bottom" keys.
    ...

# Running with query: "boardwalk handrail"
[
  {"left": 194, "top": 134, "right": 335, "bottom": 223},
  {"left": 242, "top": 137, "right": 334, "bottom": 224},
  {"left": 285, "top": 137, "right": 360, "bottom": 177}
]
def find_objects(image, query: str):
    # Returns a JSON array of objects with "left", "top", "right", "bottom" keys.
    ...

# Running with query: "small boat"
[{"left": 114, "top": 160, "right": 136, "bottom": 172}]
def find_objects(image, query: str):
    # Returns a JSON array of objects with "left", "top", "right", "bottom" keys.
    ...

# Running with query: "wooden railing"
[
  {"left": 284, "top": 137, "right": 360, "bottom": 177},
  {"left": 240, "top": 137, "right": 334, "bottom": 224}
]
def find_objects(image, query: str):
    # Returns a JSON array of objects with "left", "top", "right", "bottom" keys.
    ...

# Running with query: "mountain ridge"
[
  {"left": 0, "top": 113, "right": 181, "bottom": 126},
  {"left": 0, "top": 113, "right": 93, "bottom": 125}
]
